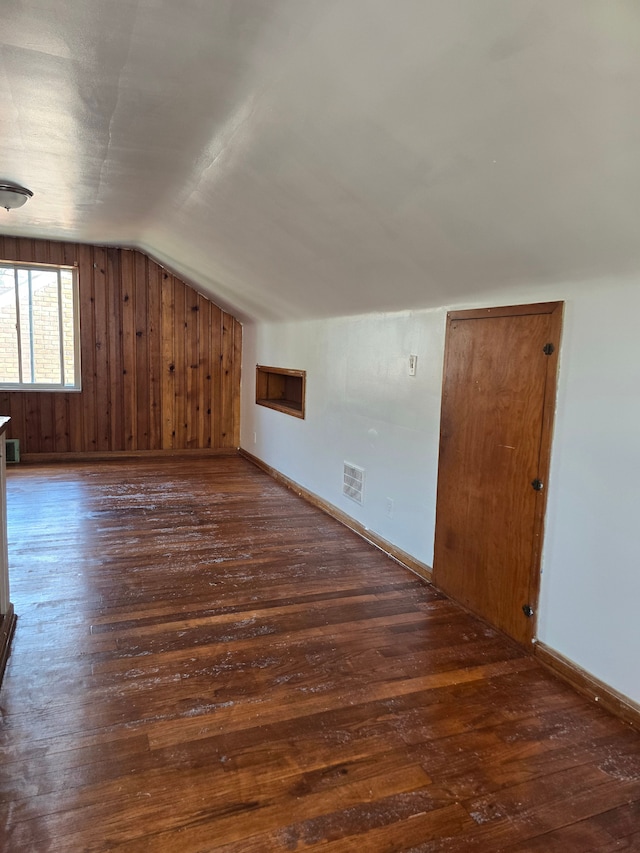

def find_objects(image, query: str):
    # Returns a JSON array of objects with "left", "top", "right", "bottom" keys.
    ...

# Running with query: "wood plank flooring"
[{"left": 1, "top": 456, "right": 639, "bottom": 852}]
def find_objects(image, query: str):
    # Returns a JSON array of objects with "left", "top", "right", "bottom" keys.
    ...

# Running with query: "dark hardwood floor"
[{"left": 0, "top": 456, "right": 638, "bottom": 852}]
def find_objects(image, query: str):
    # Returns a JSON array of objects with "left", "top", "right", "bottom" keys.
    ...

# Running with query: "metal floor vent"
[
  {"left": 343, "top": 462, "right": 365, "bottom": 504},
  {"left": 5, "top": 438, "right": 20, "bottom": 464}
]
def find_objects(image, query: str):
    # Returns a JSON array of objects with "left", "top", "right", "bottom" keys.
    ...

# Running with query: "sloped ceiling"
[{"left": 1, "top": 1, "right": 640, "bottom": 321}]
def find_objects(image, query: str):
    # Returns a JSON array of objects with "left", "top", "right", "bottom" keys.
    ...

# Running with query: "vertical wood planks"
[
  {"left": 93, "top": 246, "right": 110, "bottom": 451},
  {"left": 210, "top": 307, "right": 223, "bottom": 450},
  {"left": 53, "top": 394, "right": 69, "bottom": 453},
  {"left": 78, "top": 243, "right": 96, "bottom": 452},
  {"left": 232, "top": 318, "right": 242, "bottom": 448},
  {"left": 0, "top": 238, "right": 242, "bottom": 454},
  {"left": 185, "top": 287, "right": 199, "bottom": 449},
  {"left": 133, "top": 252, "right": 149, "bottom": 451},
  {"left": 107, "top": 247, "right": 125, "bottom": 450},
  {"left": 121, "top": 249, "right": 137, "bottom": 450},
  {"left": 220, "top": 312, "right": 236, "bottom": 448},
  {"left": 172, "top": 277, "right": 187, "bottom": 449},
  {"left": 197, "top": 294, "right": 212, "bottom": 449},
  {"left": 147, "top": 260, "right": 163, "bottom": 450},
  {"left": 160, "top": 272, "right": 176, "bottom": 450}
]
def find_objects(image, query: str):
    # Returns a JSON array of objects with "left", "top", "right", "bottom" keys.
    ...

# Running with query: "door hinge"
[
  {"left": 522, "top": 604, "right": 534, "bottom": 618},
  {"left": 543, "top": 343, "right": 555, "bottom": 355},
  {"left": 531, "top": 478, "right": 544, "bottom": 491}
]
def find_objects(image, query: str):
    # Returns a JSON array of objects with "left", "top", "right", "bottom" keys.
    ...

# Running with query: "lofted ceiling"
[{"left": 1, "top": 1, "right": 640, "bottom": 321}]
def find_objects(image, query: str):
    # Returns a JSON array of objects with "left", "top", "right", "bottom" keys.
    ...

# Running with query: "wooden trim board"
[
  {"left": 240, "top": 448, "right": 432, "bottom": 583},
  {"left": 0, "top": 603, "right": 16, "bottom": 687},
  {"left": 535, "top": 641, "right": 640, "bottom": 731}
]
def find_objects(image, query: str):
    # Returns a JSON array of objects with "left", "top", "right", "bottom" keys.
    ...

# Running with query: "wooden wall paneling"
[
  {"left": 182, "top": 282, "right": 193, "bottom": 448},
  {"left": 220, "top": 312, "right": 235, "bottom": 448},
  {"left": 24, "top": 394, "right": 41, "bottom": 453},
  {"left": 161, "top": 273, "right": 176, "bottom": 449},
  {"left": 38, "top": 390, "right": 55, "bottom": 454},
  {"left": 121, "top": 250, "right": 137, "bottom": 450},
  {"left": 232, "top": 318, "right": 242, "bottom": 448},
  {"left": 82, "top": 249, "right": 95, "bottom": 450},
  {"left": 192, "top": 288, "right": 203, "bottom": 447},
  {"left": 53, "top": 394, "right": 70, "bottom": 453},
  {"left": 181, "top": 282, "right": 191, "bottom": 448},
  {"left": 107, "top": 248, "right": 124, "bottom": 450},
  {"left": 63, "top": 242, "right": 77, "bottom": 267},
  {"left": 46, "top": 240, "right": 64, "bottom": 265},
  {"left": 134, "top": 252, "right": 150, "bottom": 450},
  {"left": 168, "top": 276, "right": 181, "bottom": 449},
  {"left": 32, "top": 237, "right": 49, "bottom": 264},
  {"left": 8, "top": 236, "right": 21, "bottom": 259},
  {"left": 185, "top": 287, "right": 199, "bottom": 448},
  {"left": 210, "top": 307, "right": 223, "bottom": 450},
  {"left": 92, "top": 247, "right": 110, "bottom": 451},
  {"left": 0, "top": 236, "right": 15, "bottom": 259},
  {"left": 28, "top": 238, "right": 40, "bottom": 262},
  {"left": 14, "top": 237, "right": 27, "bottom": 260},
  {"left": 7, "top": 236, "right": 20, "bottom": 258},
  {"left": 20, "top": 238, "right": 36, "bottom": 262},
  {"left": 20, "top": 395, "right": 36, "bottom": 452},
  {"left": 12, "top": 395, "right": 25, "bottom": 449},
  {"left": 182, "top": 283, "right": 191, "bottom": 449},
  {"left": 77, "top": 243, "right": 95, "bottom": 452},
  {"left": 1, "top": 392, "right": 21, "bottom": 446},
  {"left": 170, "top": 277, "right": 185, "bottom": 450},
  {"left": 184, "top": 283, "right": 192, "bottom": 449},
  {"left": 197, "top": 293, "right": 212, "bottom": 448},
  {"left": 147, "top": 261, "right": 162, "bottom": 450},
  {"left": 0, "top": 238, "right": 241, "bottom": 455},
  {"left": 205, "top": 299, "right": 216, "bottom": 450},
  {"left": 17, "top": 393, "right": 33, "bottom": 453}
]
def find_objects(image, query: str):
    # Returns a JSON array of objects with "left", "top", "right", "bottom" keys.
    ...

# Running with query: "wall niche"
[{"left": 256, "top": 365, "right": 306, "bottom": 419}]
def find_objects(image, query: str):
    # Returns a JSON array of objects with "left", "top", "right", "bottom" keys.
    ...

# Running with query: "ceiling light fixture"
[{"left": 0, "top": 183, "right": 33, "bottom": 211}]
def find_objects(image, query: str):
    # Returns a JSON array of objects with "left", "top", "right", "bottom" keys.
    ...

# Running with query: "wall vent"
[
  {"left": 5, "top": 439, "right": 20, "bottom": 464},
  {"left": 343, "top": 462, "right": 365, "bottom": 504}
]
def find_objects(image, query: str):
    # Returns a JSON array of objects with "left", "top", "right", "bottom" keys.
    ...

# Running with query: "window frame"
[{"left": 0, "top": 260, "right": 82, "bottom": 392}]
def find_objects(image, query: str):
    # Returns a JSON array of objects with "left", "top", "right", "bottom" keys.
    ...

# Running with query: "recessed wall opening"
[{"left": 256, "top": 365, "right": 306, "bottom": 419}]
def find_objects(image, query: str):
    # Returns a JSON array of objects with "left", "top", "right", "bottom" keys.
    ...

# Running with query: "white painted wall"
[
  {"left": 242, "top": 309, "right": 447, "bottom": 567},
  {"left": 537, "top": 278, "right": 640, "bottom": 704},
  {"left": 240, "top": 275, "right": 640, "bottom": 704}
]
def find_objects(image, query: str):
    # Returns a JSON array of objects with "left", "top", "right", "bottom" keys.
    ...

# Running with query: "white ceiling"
[{"left": 1, "top": 0, "right": 640, "bottom": 321}]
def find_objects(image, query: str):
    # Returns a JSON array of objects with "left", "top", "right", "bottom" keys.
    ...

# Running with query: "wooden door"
[{"left": 433, "top": 302, "right": 563, "bottom": 645}]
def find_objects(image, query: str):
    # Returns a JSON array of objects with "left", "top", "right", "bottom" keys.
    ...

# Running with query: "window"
[{"left": 0, "top": 261, "right": 81, "bottom": 391}]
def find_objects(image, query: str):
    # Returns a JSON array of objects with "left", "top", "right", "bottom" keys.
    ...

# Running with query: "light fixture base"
[{"left": 0, "top": 183, "right": 33, "bottom": 211}]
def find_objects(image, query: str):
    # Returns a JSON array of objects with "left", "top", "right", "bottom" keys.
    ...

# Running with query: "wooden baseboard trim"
[
  {"left": 19, "top": 448, "right": 240, "bottom": 465},
  {"left": 0, "top": 603, "right": 17, "bottom": 687},
  {"left": 240, "top": 448, "right": 433, "bottom": 583},
  {"left": 535, "top": 642, "right": 640, "bottom": 731}
]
